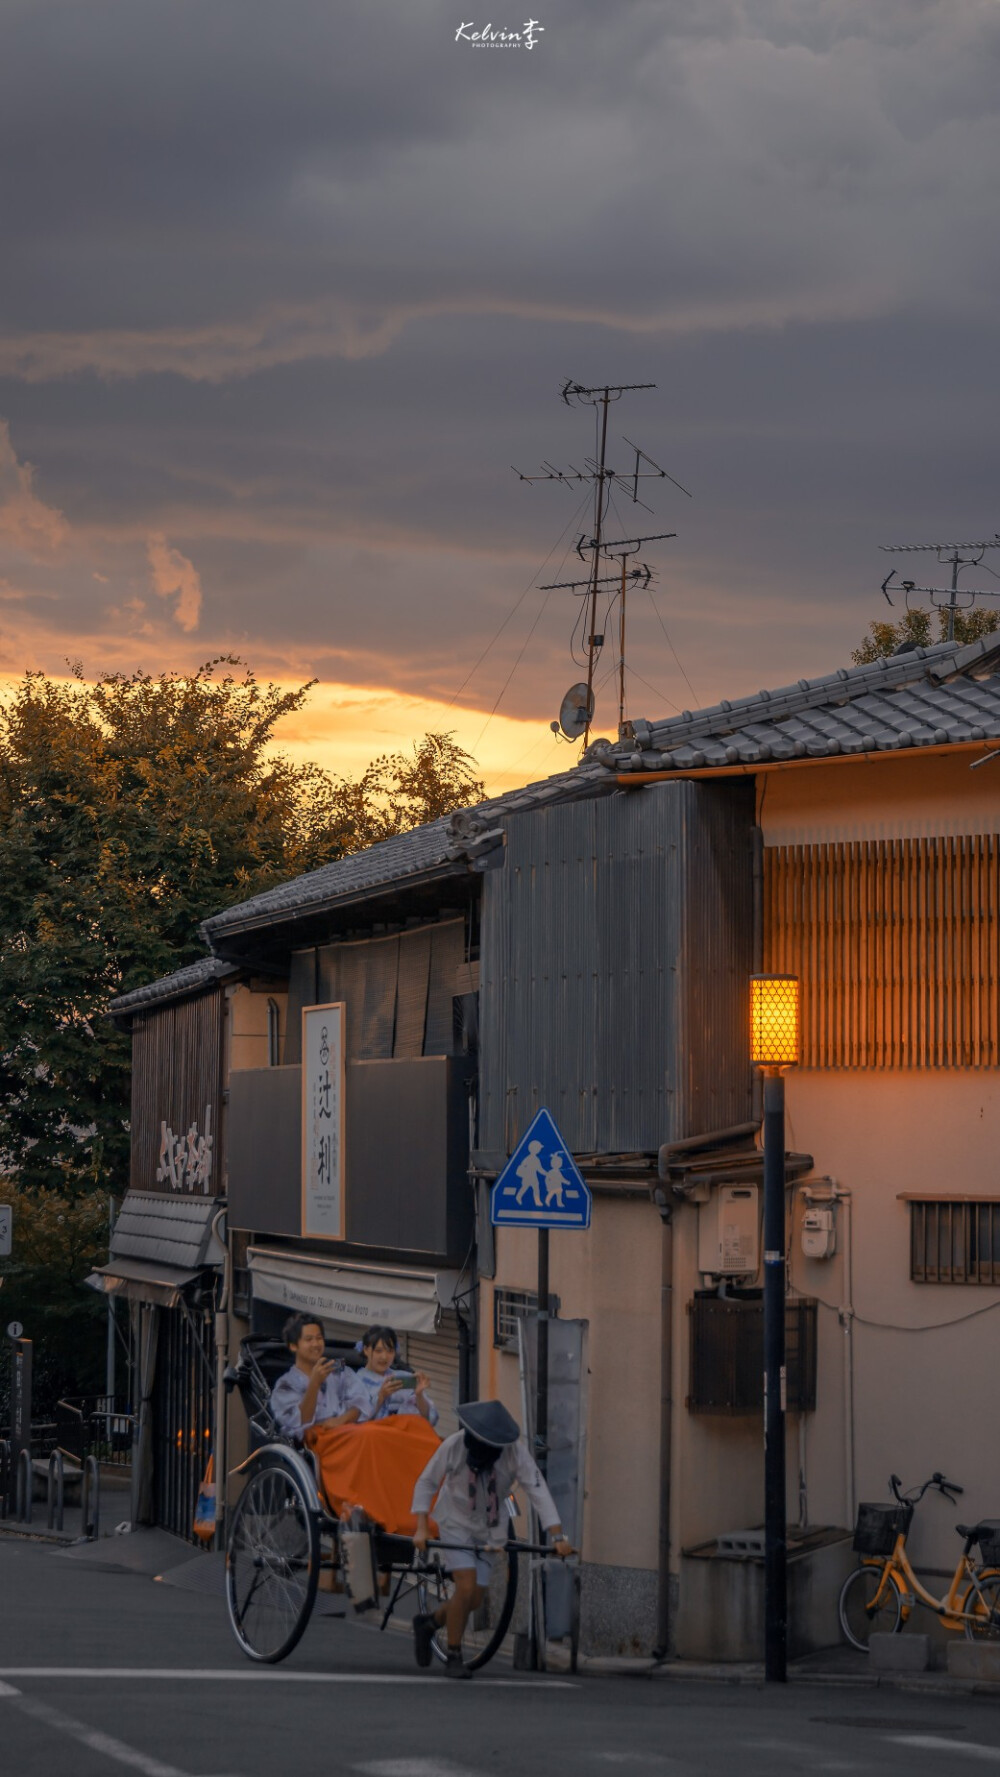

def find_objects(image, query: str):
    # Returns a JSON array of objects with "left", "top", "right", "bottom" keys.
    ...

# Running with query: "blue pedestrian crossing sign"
[{"left": 490, "top": 1108, "right": 592, "bottom": 1230}]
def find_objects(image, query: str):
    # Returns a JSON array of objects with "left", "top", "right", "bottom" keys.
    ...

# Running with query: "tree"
[
  {"left": 0, "top": 1183, "right": 109, "bottom": 1418},
  {"left": 326, "top": 732, "right": 486, "bottom": 853},
  {"left": 0, "top": 660, "right": 484, "bottom": 1195},
  {"left": 852, "top": 606, "right": 999, "bottom": 666}
]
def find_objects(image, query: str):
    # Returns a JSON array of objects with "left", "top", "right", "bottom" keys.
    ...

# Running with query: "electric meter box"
[
  {"left": 802, "top": 1206, "right": 836, "bottom": 1260},
  {"left": 698, "top": 1184, "right": 760, "bottom": 1278}
]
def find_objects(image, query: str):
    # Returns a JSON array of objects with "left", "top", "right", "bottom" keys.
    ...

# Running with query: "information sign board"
[{"left": 302, "top": 1002, "right": 346, "bottom": 1240}]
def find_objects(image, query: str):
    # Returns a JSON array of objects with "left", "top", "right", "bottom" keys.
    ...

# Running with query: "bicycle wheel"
[
  {"left": 226, "top": 1462, "right": 320, "bottom": 1662},
  {"left": 838, "top": 1562, "right": 902, "bottom": 1651},
  {"left": 962, "top": 1572, "right": 1000, "bottom": 1640},
  {"left": 416, "top": 1545, "right": 519, "bottom": 1672}
]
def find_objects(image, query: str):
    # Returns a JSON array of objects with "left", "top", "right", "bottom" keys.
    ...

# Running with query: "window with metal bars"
[
  {"left": 909, "top": 1199, "right": 1000, "bottom": 1285},
  {"left": 492, "top": 1286, "right": 559, "bottom": 1348}
]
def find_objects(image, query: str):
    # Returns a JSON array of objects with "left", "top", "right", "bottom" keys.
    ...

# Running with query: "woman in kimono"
[
  {"left": 352, "top": 1324, "right": 439, "bottom": 1428},
  {"left": 410, "top": 1399, "right": 573, "bottom": 1678},
  {"left": 269, "top": 1314, "right": 363, "bottom": 1441}
]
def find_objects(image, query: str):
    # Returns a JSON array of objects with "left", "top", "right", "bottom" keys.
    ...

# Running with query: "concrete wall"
[
  {"left": 479, "top": 1192, "right": 663, "bottom": 1653},
  {"left": 228, "top": 983, "right": 287, "bottom": 1072},
  {"left": 759, "top": 747, "right": 1000, "bottom": 1573}
]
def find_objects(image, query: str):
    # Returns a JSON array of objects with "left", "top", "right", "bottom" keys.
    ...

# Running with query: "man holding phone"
[{"left": 269, "top": 1313, "right": 364, "bottom": 1440}]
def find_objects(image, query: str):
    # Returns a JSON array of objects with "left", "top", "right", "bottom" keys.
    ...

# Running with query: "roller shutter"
[{"left": 404, "top": 1313, "right": 461, "bottom": 1436}]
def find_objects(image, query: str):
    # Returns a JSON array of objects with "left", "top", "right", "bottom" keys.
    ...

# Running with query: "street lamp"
[{"left": 750, "top": 974, "right": 800, "bottom": 1684}]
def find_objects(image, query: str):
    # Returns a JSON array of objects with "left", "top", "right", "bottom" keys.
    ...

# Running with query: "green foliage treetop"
[
  {"left": 0, "top": 659, "right": 484, "bottom": 1195},
  {"left": 852, "top": 605, "right": 999, "bottom": 665}
]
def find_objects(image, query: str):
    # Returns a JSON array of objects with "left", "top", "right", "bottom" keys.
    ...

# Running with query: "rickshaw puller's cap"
[{"left": 456, "top": 1400, "right": 520, "bottom": 1448}]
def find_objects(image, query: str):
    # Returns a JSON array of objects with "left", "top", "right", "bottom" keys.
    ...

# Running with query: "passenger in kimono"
[
  {"left": 353, "top": 1324, "right": 440, "bottom": 1428},
  {"left": 410, "top": 1399, "right": 573, "bottom": 1678},
  {"left": 269, "top": 1314, "right": 363, "bottom": 1441}
]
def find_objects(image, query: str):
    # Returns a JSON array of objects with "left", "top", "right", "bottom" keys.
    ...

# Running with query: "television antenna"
[
  {"left": 513, "top": 382, "right": 690, "bottom": 744},
  {"left": 879, "top": 538, "right": 1000, "bottom": 641}
]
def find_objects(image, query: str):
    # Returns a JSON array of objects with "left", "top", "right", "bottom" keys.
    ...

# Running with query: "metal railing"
[
  {"left": 82, "top": 1455, "right": 100, "bottom": 1541},
  {"left": 57, "top": 1395, "right": 133, "bottom": 1469},
  {"left": 47, "top": 1449, "right": 65, "bottom": 1532},
  {"left": 0, "top": 1438, "right": 11, "bottom": 1517},
  {"left": 15, "top": 1448, "right": 32, "bottom": 1524}
]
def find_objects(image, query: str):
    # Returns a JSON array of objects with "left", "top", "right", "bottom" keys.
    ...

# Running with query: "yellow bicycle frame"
[{"left": 863, "top": 1531, "right": 1000, "bottom": 1632}]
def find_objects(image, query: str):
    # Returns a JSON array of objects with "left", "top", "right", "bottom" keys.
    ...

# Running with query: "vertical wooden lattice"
[{"left": 764, "top": 835, "right": 1000, "bottom": 1068}]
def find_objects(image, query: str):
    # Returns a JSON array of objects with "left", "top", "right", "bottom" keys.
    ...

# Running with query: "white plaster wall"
[
  {"left": 760, "top": 749, "right": 1000, "bottom": 844},
  {"left": 481, "top": 1195, "right": 662, "bottom": 1573},
  {"left": 783, "top": 1069, "right": 1000, "bottom": 1571}
]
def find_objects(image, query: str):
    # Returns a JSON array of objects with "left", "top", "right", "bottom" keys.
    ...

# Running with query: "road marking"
[
  {"left": 0, "top": 1667, "right": 574, "bottom": 1688},
  {"left": 2, "top": 1692, "right": 210, "bottom": 1777},
  {"left": 0, "top": 1681, "right": 21, "bottom": 1697},
  {"left": 356, "top": 1763, "right": 481, "bottom": 1777},
  {"left": 888, "top": 1738, "right": 1000, "bottom": 1764}
]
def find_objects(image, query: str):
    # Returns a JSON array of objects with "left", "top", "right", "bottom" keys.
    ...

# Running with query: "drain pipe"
[
  {"left": 212, "top": 1206, "right": 230, "bottom": 1550},
  {"left": 651, "top": 1185, "right": 673, "bottom": 1661}
]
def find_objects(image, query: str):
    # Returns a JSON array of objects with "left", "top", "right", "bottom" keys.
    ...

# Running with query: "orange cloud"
[
  {"left": 0, "top": 421, "right": 66, "bottom": 553},
  {"left": 146, "top": 534, "right": 202, "bottom": 632}
]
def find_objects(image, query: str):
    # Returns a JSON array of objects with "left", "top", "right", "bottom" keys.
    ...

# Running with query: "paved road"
[{"left": 2, "top": 1534, "right": 1000, "bottom": 1776}]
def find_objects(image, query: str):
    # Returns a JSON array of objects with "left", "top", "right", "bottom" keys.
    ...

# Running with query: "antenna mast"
[
  {"left": 514, "top": 380, "right": 689, "bottom": 744},
  {"left": 879, "top": 538, "right": 1000, "bottom": 641}
]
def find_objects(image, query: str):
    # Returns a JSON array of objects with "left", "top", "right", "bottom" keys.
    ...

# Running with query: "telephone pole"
[{"left": 514, "top": 381, "right": 689, "bottom": 744}]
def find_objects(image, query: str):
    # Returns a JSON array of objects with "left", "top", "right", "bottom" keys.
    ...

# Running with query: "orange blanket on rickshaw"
[{"left": 306, "top": 1415, "right": 441, "bottom": 1537}]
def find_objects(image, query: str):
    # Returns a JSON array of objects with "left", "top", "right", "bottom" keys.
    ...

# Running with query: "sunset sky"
[{"left": 2, "top": 2, "right": 999, "bottom": 797}]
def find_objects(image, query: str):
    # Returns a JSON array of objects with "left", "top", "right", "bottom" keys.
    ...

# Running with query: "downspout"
[
  {"left": 212, "top": 1205, "right": 230, "bottom": 1550},
  {"left": 652, "top": 1185, "right": 673, "bottom": 1660},
  {"left": 751, "top": 825, "right": 764, "bottom": 1124}
]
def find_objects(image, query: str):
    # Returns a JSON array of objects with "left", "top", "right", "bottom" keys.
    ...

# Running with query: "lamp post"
[{"left": 750, "top": 974, "right": 800, "bottom": 1684}]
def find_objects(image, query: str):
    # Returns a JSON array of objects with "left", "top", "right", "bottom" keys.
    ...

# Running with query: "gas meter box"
[
  {"left": 801, "top": 1206, "right": 836, "bottom": 1260},
  {"left": 698, "top": 1184, "right": 760, "bottom": 1278}
]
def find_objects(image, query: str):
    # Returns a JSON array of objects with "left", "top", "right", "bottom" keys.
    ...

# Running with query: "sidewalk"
[{"left": 558, "top": 1642, "right": 1000, "bottom": 1696}]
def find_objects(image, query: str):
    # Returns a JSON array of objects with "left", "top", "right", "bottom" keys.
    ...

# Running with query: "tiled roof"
[
  {"left": 108, "top": 956, "right": 238, "bottom": 1016},
  {"left": 200, "top": 767, "right": 608, "bottom": 942},
  {"left": 199, "top": 635, "right": 1000, "bottom": 949},
  {"left": 606, "top": 636, "right": 1000, "bottom": 774}
]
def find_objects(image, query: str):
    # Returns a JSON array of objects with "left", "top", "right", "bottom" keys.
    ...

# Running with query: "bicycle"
[{"left": 839, "top": 1470, "right": 1000, "bottom": 1652}]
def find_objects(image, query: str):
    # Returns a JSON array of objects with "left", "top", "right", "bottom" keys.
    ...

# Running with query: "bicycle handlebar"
[{"left": 891, "top": 1471, "right": 964, "bottom": 1505}]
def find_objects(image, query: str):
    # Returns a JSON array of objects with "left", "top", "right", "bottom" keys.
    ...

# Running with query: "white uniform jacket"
[{"left": 411, "top": 1430, "right": 561, "bottom": 1542}]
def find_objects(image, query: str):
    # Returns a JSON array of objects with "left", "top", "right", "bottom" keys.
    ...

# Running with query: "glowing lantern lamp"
[{"left": 750, "top": 974, "right": 799, "bottom": 1685}]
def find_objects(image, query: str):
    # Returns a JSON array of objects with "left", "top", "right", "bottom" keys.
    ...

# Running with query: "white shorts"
[{"left": 442, "top": 1545, "right": 492, "bottom": 1587}]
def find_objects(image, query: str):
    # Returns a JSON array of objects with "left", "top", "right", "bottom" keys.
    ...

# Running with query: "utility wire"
[
  {"left": 471, "top": 585, "right": 556, "bottom": 754},
  {"left": 646, "top": 584, "right": 701, "bottom": 707},
  {"left": 446, "top": 489, "right": 592, "bottom": 708}
]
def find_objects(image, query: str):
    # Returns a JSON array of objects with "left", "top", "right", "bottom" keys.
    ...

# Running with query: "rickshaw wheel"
[
  {"left": 416, "top": 1545, "right": 519, "bottom": 1671},
  {"left": 226, "top": 1462, "right": 320, "bottom": 1662}
]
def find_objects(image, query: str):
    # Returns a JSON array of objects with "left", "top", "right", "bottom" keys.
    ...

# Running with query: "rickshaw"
[{"left": 223, "top": 1338, "right": 543, "bottom": 1670}]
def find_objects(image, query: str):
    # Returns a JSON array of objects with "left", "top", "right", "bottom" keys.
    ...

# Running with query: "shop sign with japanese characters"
[{"left": 302, "top": 1002, "right": 346, "bottom": 1239}]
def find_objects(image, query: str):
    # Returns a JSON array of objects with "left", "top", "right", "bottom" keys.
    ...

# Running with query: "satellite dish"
[{"left": 557, "top": 682, "right": 595, "bottom": 740}]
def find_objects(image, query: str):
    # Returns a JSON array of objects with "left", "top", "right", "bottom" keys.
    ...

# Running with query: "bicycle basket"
[
  {"left": 853, "top": 1501, "right": 913, "bottom": 1557},
  {"left": 976, "top": 1522, "right": 1000, "bottom": 1567}
]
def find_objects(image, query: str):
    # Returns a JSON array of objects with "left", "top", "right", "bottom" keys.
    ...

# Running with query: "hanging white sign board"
[{"left": 302, "top": 1002, "right": 346, "bottom": 1240}]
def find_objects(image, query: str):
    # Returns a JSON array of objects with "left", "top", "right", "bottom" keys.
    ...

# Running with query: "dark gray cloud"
[{"left": 2, "top": 0, "right": 1000, "bottom": 737}]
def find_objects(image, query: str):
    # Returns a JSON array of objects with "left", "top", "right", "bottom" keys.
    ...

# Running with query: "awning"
[
  {"left": 83, "top": 1191, "right": 226, "bottom": 1309},
  {"left": 86, "top": 1258, "right": 202, "bottom": 1310},
  {"left": 247, "top": 1246, "right": 460, "bottom": 1336}
]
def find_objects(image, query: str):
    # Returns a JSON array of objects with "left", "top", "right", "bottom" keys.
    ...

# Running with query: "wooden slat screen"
[
  {"left": 130, "top": 992, "right": 223, "bottom": 1192},
  {"left": 764, "top": 835, "right": 1000, "bottom": 1068}
]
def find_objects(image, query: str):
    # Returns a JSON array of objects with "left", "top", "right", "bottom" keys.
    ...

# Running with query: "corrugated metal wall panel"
[{"left": 480, "top": 782, "right": 753, "bottom": 1157}]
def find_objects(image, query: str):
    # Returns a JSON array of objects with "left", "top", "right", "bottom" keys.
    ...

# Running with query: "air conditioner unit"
[{"left": 698, "top": 1184, "right": 760, "bottom": 1278}]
